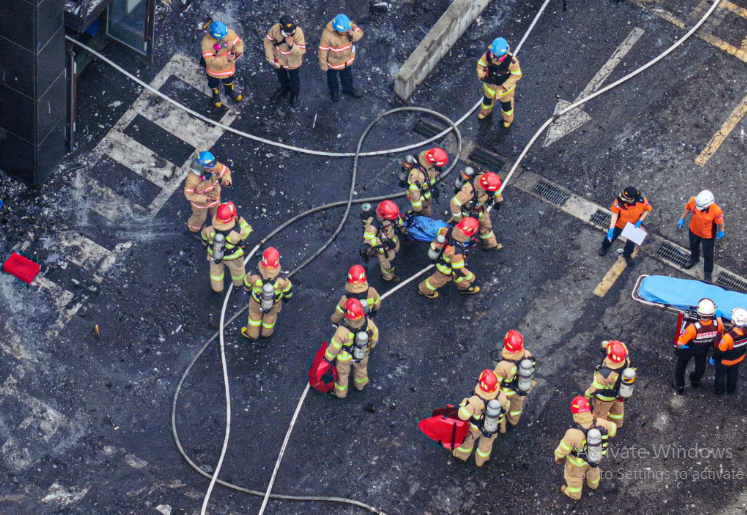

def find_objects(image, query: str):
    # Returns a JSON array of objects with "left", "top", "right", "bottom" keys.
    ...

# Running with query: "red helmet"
[
  {"left": 425, "top": 147, "right": 448, "bottom": 167},
  {"left": 456, "top": 217, "right": 479, "bottom": 237},
  {"left": 606, "top": 340, "right": 628, "bottom": 363},
  {"left": 345, "top": 298, "right": 365, "bottom": 320},
  {"left": 216, "top": 202, "right": 236, "bottom": 224},
  {"left": 571, "top": 396, "right": 591, "bottom": 414},
  {"left": 504, "top": 329, "right": 524, "bottom": 352},
  {"left": 478, "top": 172, "right": 502, "bottom": 193},
  {"left": 477, "top": 369, "right": 499, "bottom": 395},
  {"left": 261, "top": 247, "right": 280, "bottom": 269},
  {"left": 376, "top": 200, "right": 400, "bottom": 220},
  {"left": 348, "top": 265, "right": 367, "bottom": 285}
]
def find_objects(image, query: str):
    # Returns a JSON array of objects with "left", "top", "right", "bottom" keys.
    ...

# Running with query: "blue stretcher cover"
[
  {"left": 639, "top": 275, "right": 747, "bottom": 322},
  {"left": 405, "top": 214, "right": 449, "bottom": 243}
]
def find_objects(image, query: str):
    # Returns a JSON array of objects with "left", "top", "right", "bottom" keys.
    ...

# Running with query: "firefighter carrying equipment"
[
  {"left": 364, "top": 204, "right": 405, "bottom": 282},
  {"left": 202, "top": 24, "right": 244, "bottom": 79},
  {"left": 584, "top": 341, "right": 631, "bottom": 429},
  {"left": 309, "top": 341, "right": 338, "bottom": 393},
  {"left": 404, "top": 149, "right": 444, "bottom": 217},
  {"left": 318, "top": 17, "right": 363, "bottom": 71},
  {"left": 184, "top": 160, "right": 232, "bottom": 233},
  {"left": 477, "top": 41, "right": 522, "bottom": 125},
  {"left": 264, "top": 19, "right": 306, "bottom": 70},
  {"left": 331, "top": 266, "right": 381, "bottom": 324},
  {"left": 418, "top": 405, "right": 470, "bottom": 451},
  {"left": 241, "top": 248, "right": 293, "bottom": 340},
  {"left": 494, "top": 331, "right": 535, "bottom": 429},
  {"left": 418, "top": 220, "right": 479, "bottom": 298},
  {"left": 453, "top": 166, "right": 476, "bottom": 192},
  {"left": 201, "top": 211, "right": 253, "bottom": 293},
  {"left": 449, "top": 171, "right": 503, "bottom": 250}
]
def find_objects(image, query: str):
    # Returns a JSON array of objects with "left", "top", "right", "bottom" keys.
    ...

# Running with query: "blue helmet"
[
  {"left": 490, "top": 37, "right": 509, "bottom": 56},
  {"left": 197, "top": 151, "right": 216, "bottom": 167},
  {"left": 332, "top": 14, "right": 351, "bottom": 32},
  {"left": 209, "top": 21, "right": 228, "bottom": 40}
]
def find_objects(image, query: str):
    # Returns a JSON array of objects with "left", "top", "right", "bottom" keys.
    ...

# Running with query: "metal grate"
[
  {"left": 468, "top": 147, "right": 506, "bottom": 172},
  {"left": 531, "top": 180, "right": 570, "bottom": 206},
  {"left": 410, "top": 120, "right": 446, "bottom": 144},
  {"left": 655, "top": 242, "right": 690, "bottom": 268},
  {"left": 589, "top": 209, "right": 612, "bottom": 228},
  {"left": 716, "top": 272, "right": 747, "bottom": 294}
]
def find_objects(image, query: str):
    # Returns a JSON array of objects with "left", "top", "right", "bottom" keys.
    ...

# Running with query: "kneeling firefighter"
[
  {"left": 331, "top": 265, "right": 381, "bottom": 324},
  {"left": 201, "top": 202, "right": 253, "bottom": 294},
  {"left": 584, "top": 340, "right": 635, "bottom": 429},
  {"left": 418, "top": 217, "right": 480, "bottom": 298},
  {"left": 399, "top": 147, "right": 448, "bottom": 217},
  {"left": 450, "top": 169, "right": 504, "bottom": 251},
  {"left": 361, "top": 200, "right": 406, "bottom": 282},
  {"left": 493, "top": 329, "right": 536, "bottom": 431},
  {"left": 324, "top": 298, "right": 379, "bottom": 398},
  {"left": 452, "top": 369, "right": 510, "bottom": 467},
  {"left": 241, "top": 247, "right": 293, "bottom": 340},
  {"left": 554, "top": 396, "right": 617, "bottom": 500}
]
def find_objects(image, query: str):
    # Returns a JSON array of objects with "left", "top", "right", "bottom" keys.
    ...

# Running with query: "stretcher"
[{"left": 403, "top": 213, "right": 449, "bottom": 243}]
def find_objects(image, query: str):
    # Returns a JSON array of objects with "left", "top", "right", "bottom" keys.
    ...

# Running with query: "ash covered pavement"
[{"left": 3, "top": 0, "right": 747, "bottom": 514}]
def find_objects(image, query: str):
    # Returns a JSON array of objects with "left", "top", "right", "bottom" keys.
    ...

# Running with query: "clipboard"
[{"left": 621, "top": 222, "right": 647, "bottom": 246}]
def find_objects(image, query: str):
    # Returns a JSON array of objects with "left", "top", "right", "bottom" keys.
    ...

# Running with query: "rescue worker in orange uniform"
[
  {"left": 419, "top": 217, "right": 480, "bottom": 298},
  {"left": 201, "top": 202, "right": 253, "bottom": 294},
  {"left": 263, "top": 15, "right": 306, "bottom": 107},
  {"left": 598, "top": 187, "right": 652, "bottom": 266},
  {"left": 494, "top": 330, "right": 535, "bottom": 431},
  {"left": 331, "top": 265, "right": 381, "bottom": 324},
  {"left": 363, "top": 200, "right": 406, "bottom": 282},
  {"left": 324, "top": 299, "right": 379, "bottom": 398},
  {"left": 584, "top": 340, "right": 630, "bottom": 429},
  {"left": 477, "top": 37, "right": 522, "bottom": 127},
  {"left": 318, "top": 14, "right": 363, "bottom": 102},
  {"left": 401, "top": 148, "right": 448, "bottom": 217},
  {"left": 554, "top": 396, "right": 617, "bottom": 500},
  {"left": 184, "top": 151, "right": 232, "bottom": 236},
  {"left": 201, "top": 21, "right": 244, "bottom": 108},
  {"left": 450, "top": 170, "right": 503, "bottom": 251},
  {"left": 673, "top": 298, "right": 724, "bottom": 394},
  {"left": 713, "top": 307, "right": 747, "bottom": 395},
  {"left": 240, "top": 247, "right": 293, "bottom": 340},
  {"left": 452, "top": 369, "right": 510, "bottom": 467},
  {"left": 678, "top": 190, "right": 725, "bottom": 282}
]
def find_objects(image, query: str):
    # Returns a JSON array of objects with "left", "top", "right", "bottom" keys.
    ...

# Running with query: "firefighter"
[
  {"left": 673, "top": 298, "right": 725, "bottom": 394},
  {"left": 452, "top": 369, "right": 510, "bottom": 467},
  {"left": 419, "top": 217, "right": 480, "bottom": 298},
  {"left": 318, "top": 14, "right": 363, "bottom": 102},
  {"left": 494, "top": 329, "right": 535, "bottom": 431},
  {"left": 201, "top": 20, "right": 244, "bottom": 108},
  {"left": 184, "top": 151, "right": 232, "bottom": 236},
  {"left": 678, "top": 190, "right": 725, "bottom": 282},
  {"left": 713, "top": 307, "right": 747, "bottom": 395},
  {"left": 263, "top": 15, "right": 306, "bottom": 108},
  {"left": 598, "top": 187, "right": 652, "bottom": 266},
  {"left": 476, "top": 37, "right": 522, "bottom": 127},
  {"left": 201, "top": 202, "right": 253, "bottom": 294},
  {"left": 331, "top": 265, "right": 381, "bottom": 325},
  {"left": 324, "top": 298, "right": 379, "bottom": 398},
  {"left": 554, "top": 396, "right": 617, "bottom": 500},
  {"left": 584, "top": 340, "right": 630, "bottom": 429},
  {"left": 240, "top": 247, "right": 293, "bottom": 340},
  {"left": 363, "top": 200, "right": 406, "bottom": 282},
  {"left": 450, "top": 170, "right": 503, "bottom": 251},
  {"left": 401, "top": 148, "right": 448, "bottom": 217}
]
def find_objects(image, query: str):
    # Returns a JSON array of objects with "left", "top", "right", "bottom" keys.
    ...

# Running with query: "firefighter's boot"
[
  {"left": 225, "top": 82, "right": 243, "bottom": 102},
  {"left": 459, "top": 286, "right": 481, "bottom": 295},
  {"left": 211, "top": 88, "right": 222, "bottom": 108}
]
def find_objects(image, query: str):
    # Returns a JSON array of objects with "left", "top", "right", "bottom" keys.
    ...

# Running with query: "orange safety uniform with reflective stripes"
[
  {"left": 183, "top": 162, "right": 232, "bottom": 209},
  {"left": 318, "top": 21, "right": 363, "bottom": 71},
  {"left": 202, "top": 29, "right": 245, "bottom": 78},
  {"left": 678, "top": 318, "right": 724, "bottom": 347},
  {"left": 684, "top": 197, "right": 724, "bottom": 239},
  {"left": 610, "top": 197, "right": 652, "bottom": 229},
  {"left": 715, "top": 327, "right": 747, "bottom": 366}
]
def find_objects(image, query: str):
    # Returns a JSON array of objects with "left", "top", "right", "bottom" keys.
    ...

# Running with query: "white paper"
[{"left": 621, "top": 222, "right": 647, "bottom": 246}]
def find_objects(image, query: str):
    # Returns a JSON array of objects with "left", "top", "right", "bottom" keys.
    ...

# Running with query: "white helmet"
[
  {"left": 732, "top": 307, "right": 747, "bottom": 327},
  {"left": 697, "top": 298, "right": 716, "bottom": 317},
  {"left": 694, "top": 190, "right": 715, "bottom": 210}
]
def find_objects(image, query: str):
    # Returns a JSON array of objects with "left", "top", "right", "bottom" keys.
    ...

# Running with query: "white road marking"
[
  {"left": 134, "top": 93, "right": 220, "bottom": 149},
  {"left": 40, "top": 482, "right": 89, "bottom": 506},
  {"left": 102, "top": 131, "right": 180, "bottom": 190}
]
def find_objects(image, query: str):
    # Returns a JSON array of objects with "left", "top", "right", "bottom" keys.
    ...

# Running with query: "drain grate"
[
  {"left": 531, "top": 180, "right": 570, "bottom": 206},
  {"left": 410, "top": 120, "right": 446, "bottom": 144},
  {"left": 589, "top": 209, "right": 612, "bottom": 228},
  {"left": 655, "top": 242, "right": 690, "bottom": 268},
  {"left": 468, "top": 147, "right": 506, "bottom": 171},
  {"left": 716, "top": 272, "right": 747, "bottom": 294}
]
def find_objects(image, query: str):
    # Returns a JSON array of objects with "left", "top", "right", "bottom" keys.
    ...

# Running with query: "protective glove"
[
  {"left": 717, "top": 231, "right": 725, "bottom": 240},
  {"left": 555, "top": 457, "right": 564, "bottom": 465},
  {"left": 369, "top": 310, "right": 378, "bottom": 318},
  {"left": 677, "top": 218, "right": 685, "bottom": 229},
  {"left": 709, "top": 357, "right": 715, "bottom": 366},
  {"left": 716, "top": 309, "right": 723, "bottom": 319},
  {"left": 607, "top": 228, "right": 615, "bottom": 241},
  {"left": 635, "top": 220, "right": 642, "bottom": 228},
  {"left": 680, "top": 345, "right": 689, "bottom": 350}
]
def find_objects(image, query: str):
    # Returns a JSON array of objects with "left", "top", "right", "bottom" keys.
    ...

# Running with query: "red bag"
[
  {"left": 418, "top": 405, "right": 470, "bottom": 450},
  {"left": 308, "top": 341, "right": 337, "bottom": 393},
  {"left": 3, "top": 252, "right": 41, "bottom": 284}
]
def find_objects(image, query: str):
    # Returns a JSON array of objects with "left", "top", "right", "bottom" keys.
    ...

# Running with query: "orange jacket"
[
  {"left": 684, "top": 197, "right": 724, "bottom": 239},
  {"left": 610, "top": 197, "right": 651, "bottom": 229},
  {"left": 318, "top": 21, "right": 363, "bottom": 71},
  {"left": 202, "top": 29, "right": 244, "bottom": 78},
  {"left": 677, "top": 318, "right": 724, "bottom": 347}
]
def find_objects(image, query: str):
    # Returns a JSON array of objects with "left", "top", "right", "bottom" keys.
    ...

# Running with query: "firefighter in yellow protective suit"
[
  {"left": 450, "top": 170, "right": 503, "bottom": 251},
  {"left": 452, "top": 369, "right": 510, "bottom": 467},
  {"left": 554, "top": 396, "right": 617, "bottom": 500},
  {"left": 184, "top": 151, "right": 232, "bottom": 235},
  {"left": 331, "top": 265, "right": 381, "bottom": 324},
  {"left": 585, "top": 340, "right": 631, "bottom": 429},
  {"left": 201, "top": 202, "right": 252, "bottom": 293},
  {"left": 477, "top": 37, "right": 522, "bottom": 127},
  {"left": 494, "top": 330, "right": 535, "bottom": 431},
  {"left": 400, "top": 148, "right": 448, "bottom": 217},
  {"left": 201, "top": 21, "right": 244, "bottom": 108},
  {"left": 418, "top": 217, "right": 480, "bottom": 298},
  {"left": 324, "top": 299, "right": 379, "bottom": 398},
  {"left": 240, "top": 247, "right": 293, "bottom": 340},
  {"left": 363, "top": 200, "right": 406, "bottom": 282}
]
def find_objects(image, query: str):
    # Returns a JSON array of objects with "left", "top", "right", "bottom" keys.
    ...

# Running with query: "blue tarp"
[
  {"left": 639, "top": 275, "right": 747, "bottom": 321},
  {"left": 405, "top": 214, "right": 449, "bottom": 243}
]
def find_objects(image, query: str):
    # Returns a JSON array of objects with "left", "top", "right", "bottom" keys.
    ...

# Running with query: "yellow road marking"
[
  {"left": 694, "top": 89, "right": 747, "bottom": 166},
  {"left": 594, "top": 248, "right": 639, "bottom": 298}
]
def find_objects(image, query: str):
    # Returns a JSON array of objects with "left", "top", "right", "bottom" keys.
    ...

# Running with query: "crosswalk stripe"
[
  {"left": 134, "top": 94, "right": 218, "bottom": 149},
  {"left": 102, "top": 130, "right": 181, "bottom": 189},
  {"left": 49, "top": 231, "right": 114, "bottom": 271}
]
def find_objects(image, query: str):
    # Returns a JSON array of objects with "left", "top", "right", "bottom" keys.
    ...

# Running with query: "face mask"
[
  {"left": 201, "top": 172, "right": 213, "bottom": 181},
  {"left": 280, "top": 29, "right": 295, "bottom": 38}
]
